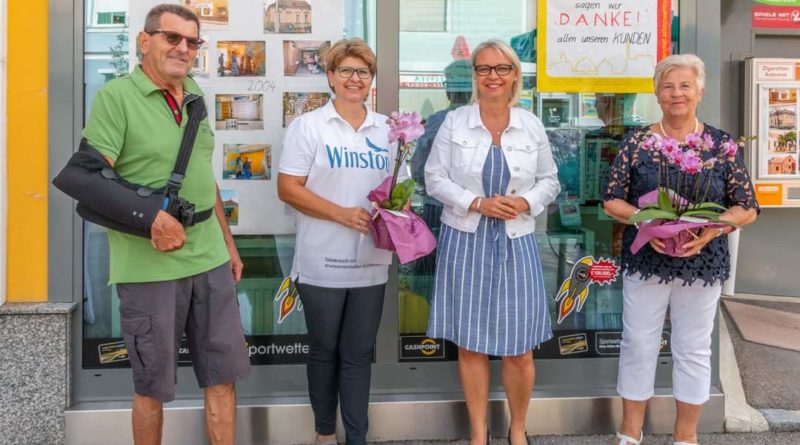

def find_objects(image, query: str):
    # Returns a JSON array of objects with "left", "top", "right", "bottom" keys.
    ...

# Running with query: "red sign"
[
  {"left": 588, "top": 259, "right": 620, "bottom": 285},
  {"left": 752, "top": 5, "right": 800, "bottom": 28}
]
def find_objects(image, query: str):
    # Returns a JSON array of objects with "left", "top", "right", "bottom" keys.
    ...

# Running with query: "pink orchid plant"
[
  {"left": 365, "top": 111, "right": 437, "bottom": 263},
  {"left": 381, "top": 111, "right": 424, "bottom": 210},
  {"left": 627, "top": 131, "right": 753, "bottom": 257},
  {"left": 629, "top": 131, "right": 750, "bottom": 226}
]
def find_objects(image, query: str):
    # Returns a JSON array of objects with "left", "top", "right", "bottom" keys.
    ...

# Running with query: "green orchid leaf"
[
  {"left": 686, "top": 202, "right": 728, "bottom": 212},
  {"left": 382, "top": 178, "right": 416, "bottom": 210},
  {"left": 680, "top": 209, "right": 724, "bottom": 220},
  {"left": 629, "top": 208, "right": 678, "bottom": 223},
  {"left": 390, "top": 178, "right": 416, "bottom": 201},
  {"left": 658, "top": 187, "right": 674, "bottom": 213}
]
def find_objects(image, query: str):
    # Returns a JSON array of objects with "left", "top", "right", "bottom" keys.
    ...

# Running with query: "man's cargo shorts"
[{"left": 117, "top": 261, "right": 252, "bottom": 402}]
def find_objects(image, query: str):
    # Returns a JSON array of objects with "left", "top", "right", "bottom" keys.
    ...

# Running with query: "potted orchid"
[
  {"left": 628, "top": 131, "right": 751, "bottom": 256},
  {"left": 366, "top": 111, "right": 436, "bottom": 264}
]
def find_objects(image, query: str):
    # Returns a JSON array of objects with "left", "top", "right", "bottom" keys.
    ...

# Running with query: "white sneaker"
[
  {"left": 673, "top": 442, "right": 697, "bottom": 445},
  {"left": 616, "top": 431, "right": 643, "bottom": 445}
]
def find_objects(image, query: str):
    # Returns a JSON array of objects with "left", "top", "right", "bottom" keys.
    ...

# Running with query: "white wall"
[{"left": 1, "top": 0, "right": 7, "bottom": 305}]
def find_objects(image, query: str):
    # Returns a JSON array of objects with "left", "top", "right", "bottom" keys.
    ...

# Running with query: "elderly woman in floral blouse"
[{"left": 603, "top": 54, "right": 759, "bottom": 445}]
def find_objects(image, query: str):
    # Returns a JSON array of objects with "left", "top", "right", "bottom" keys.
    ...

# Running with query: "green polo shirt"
[{"left": 83, "top": 65, "right": 229, "bottom": 284}]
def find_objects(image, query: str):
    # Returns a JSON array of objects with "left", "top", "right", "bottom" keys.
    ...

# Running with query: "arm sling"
[{"left": 53, "top": 95, "right": 211, "bottom": 238}]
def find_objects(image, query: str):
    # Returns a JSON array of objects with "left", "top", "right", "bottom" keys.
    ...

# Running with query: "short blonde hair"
[
  {"left": 653, "top": 53, "right": 706, "bottom": 92},
  {"left": 470, "top": 39, "right": 523, "bottom": 107},
  {"left": 324, "top": 38, "right": 376, "bottom": 92}
]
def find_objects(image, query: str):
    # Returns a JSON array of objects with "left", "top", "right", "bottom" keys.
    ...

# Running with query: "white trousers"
[{"left": 617, "top": 273, "right": 721, "bottom": 405}]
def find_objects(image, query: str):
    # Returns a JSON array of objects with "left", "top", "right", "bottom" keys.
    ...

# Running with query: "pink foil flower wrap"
[
  {"left": 631, "top": 190, "right": 726, "bottom": 257},
  {"left": 367, "top": 176, "right": 437, "bottom": 264}
]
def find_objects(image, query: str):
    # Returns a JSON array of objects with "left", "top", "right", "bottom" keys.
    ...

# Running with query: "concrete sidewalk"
[
  {"left": 719, "top": 294, "right": 800, "bottom": 433},
  {"left": 369, "top": 432, "right": 800, "bottom": 444},
  {"left": 369, "top": 292, "right": 800, "bottom": 444}
]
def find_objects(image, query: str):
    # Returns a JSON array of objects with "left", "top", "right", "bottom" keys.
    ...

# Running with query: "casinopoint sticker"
[{"left": 555, "top": 256, "right": 620, "bottom": 324}]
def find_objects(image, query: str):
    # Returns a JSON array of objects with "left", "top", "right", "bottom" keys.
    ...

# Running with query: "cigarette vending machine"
[{"left": 744, "top": 58, "right": 800, "bottom": 207}]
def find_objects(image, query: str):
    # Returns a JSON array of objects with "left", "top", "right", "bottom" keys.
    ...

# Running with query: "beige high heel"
[{"left": 314, "top": 435, "right": 337, "bottom": 445}]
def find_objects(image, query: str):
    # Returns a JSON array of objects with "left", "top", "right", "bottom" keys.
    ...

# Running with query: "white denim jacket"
[{"left": 424, "top": 103, "right": 560, "bottom": 238}]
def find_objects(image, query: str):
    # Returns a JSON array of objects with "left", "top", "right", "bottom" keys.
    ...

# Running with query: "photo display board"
[
  {"left": 130, "top": 0, "right": 345, "bottom": 234},
  {"left": 745, "top": 58, "right": 800, "bottom": 207},
  {"left": 758, "top": 86, "right": 799, "bottom": 179}
]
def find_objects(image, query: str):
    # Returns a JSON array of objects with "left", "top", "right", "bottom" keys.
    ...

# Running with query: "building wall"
[
  {"left": 721, "top": 0, "right": 800, "bottom": 297},
  {"left": 1, "top": 0, "right": 7, "bottom": 305},
  {"left": 5, "top": 0, "right": 48, "bottom": 302}
]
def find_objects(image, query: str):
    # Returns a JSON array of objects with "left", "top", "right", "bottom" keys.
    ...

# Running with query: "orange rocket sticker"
[
  {"left": 275, "top": 276, "right": 302, "bottom": 324},
  {"left": 555, "top": 256, "right": 619, "bottom": 324}
]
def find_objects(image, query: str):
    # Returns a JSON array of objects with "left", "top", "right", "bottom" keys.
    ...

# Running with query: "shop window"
[
  {"left": 81, "top": 0, "right": 375, "bottom": 371},
  {"left": 400, "top": 0, "right": 447, "bottom": 32}
]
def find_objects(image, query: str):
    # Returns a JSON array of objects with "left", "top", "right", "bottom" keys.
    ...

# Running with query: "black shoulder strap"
[{"left": 166, "top": 94, "right": 208, "bottom": 190}]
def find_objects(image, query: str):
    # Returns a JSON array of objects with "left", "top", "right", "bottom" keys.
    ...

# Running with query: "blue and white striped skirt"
[{"left": 426, "top": 220, "right": 553, "bottom": 356}]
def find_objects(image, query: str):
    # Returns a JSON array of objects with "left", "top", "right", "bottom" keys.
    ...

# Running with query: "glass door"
[{"left": 396, "top": 0, "right": 680, "bottom": 371}]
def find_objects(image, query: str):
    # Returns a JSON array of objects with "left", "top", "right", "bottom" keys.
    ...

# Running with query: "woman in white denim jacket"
[{"left": 424, "top": 40, "right": 560, "bottom": 445}]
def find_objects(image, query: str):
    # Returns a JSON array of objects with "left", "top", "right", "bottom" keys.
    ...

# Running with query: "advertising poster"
[
  {"left": 752, "top": 1, "right": 800, "bottom": 29},
  {"left": 130, "top": 0, "right": 345, "bottom": 235},
  {"left": 536, "top": 0, "right": 672, "bottom": 93},
  {"left": 759, "top": 86, "right": 800, "bottom": 178}
]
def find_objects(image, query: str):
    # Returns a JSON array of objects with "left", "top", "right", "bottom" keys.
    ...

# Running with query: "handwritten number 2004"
[{"left": 248, "top": 81, "right": 276, "bottom": 92}]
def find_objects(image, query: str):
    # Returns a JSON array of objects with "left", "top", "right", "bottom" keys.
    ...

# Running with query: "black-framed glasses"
[
  {"left": 336, "top": 66, "right": 372, "bottom": 79},
  {"left": 474, "top": 64, "right": 514, "bottom": 77},
  {"left": 147, "top": 30, "right": 205, "bottom": 50}
]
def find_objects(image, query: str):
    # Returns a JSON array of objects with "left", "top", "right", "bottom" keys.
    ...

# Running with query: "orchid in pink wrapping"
[
  {"left": 365, "top": 111, "right": 437, "bottom": 262},
  {"left": 629, "top": 130, "right": 754, "bottom": 256}
]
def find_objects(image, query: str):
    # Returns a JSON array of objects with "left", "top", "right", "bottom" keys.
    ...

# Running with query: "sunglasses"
[
  {"left": 473, "top": 64, "right": 514, "bottom": 77},
  {"left": 147, "top": 30, "right": 204, "bottom": 50}
]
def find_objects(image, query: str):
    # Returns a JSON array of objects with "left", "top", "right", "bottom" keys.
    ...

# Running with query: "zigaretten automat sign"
[{"left": 752, "top": 1, "right": 800, "bottom": 28}]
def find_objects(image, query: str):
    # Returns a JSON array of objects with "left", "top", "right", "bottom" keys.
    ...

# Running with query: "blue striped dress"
[{"left": 426, "top": 145, "right": 553, "bottom": 356}]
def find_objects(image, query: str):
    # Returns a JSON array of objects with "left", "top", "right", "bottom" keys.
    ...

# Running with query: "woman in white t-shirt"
[{"left": 278, "top": 38, "right": 401, "bottom": 445}]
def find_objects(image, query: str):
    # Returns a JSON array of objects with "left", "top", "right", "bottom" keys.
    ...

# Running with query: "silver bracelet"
[
  {"left": 631, "top": 208, "right": 641, "bottom": 227},
  {"left": 476, "top": 198, "right": 483, "bottom": 212}
]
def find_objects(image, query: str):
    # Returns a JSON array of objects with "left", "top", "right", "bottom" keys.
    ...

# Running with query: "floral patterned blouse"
[{"left": 603, "top": 124, "right": 759, "bottom": 286}]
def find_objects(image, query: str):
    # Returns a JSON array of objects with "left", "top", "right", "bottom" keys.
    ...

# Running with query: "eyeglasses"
[
  {"left": 336, "top": 66, "right": 372, "bottom": 79},
  {"left": 147, "top": 30, "right": 204, "bottom": 50},
  {"left": 473, "top": 64, "right": 514, "bottom": 77}
]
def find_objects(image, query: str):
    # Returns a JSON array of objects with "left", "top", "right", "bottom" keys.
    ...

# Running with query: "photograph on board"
[
  {"left": 223, "top": 144, "right": 272, "bottom": 180},
  {"left": 283, "top": 40, "right": 330, "bottom": 76},
  {"left": 183, "top": 0, "right": 229, "bottom": 27},
  {"left": 215, "top": 94, "right": 264, "bottom": 130},
  {"left": 282, "top": 92, "right": 330, "bottom": 127},
  {"left": 264, "top": 0, "right": 312, "bottom": 33},
  {"left": 217, "top": 41, "right": 266, "bottom": 77}
]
